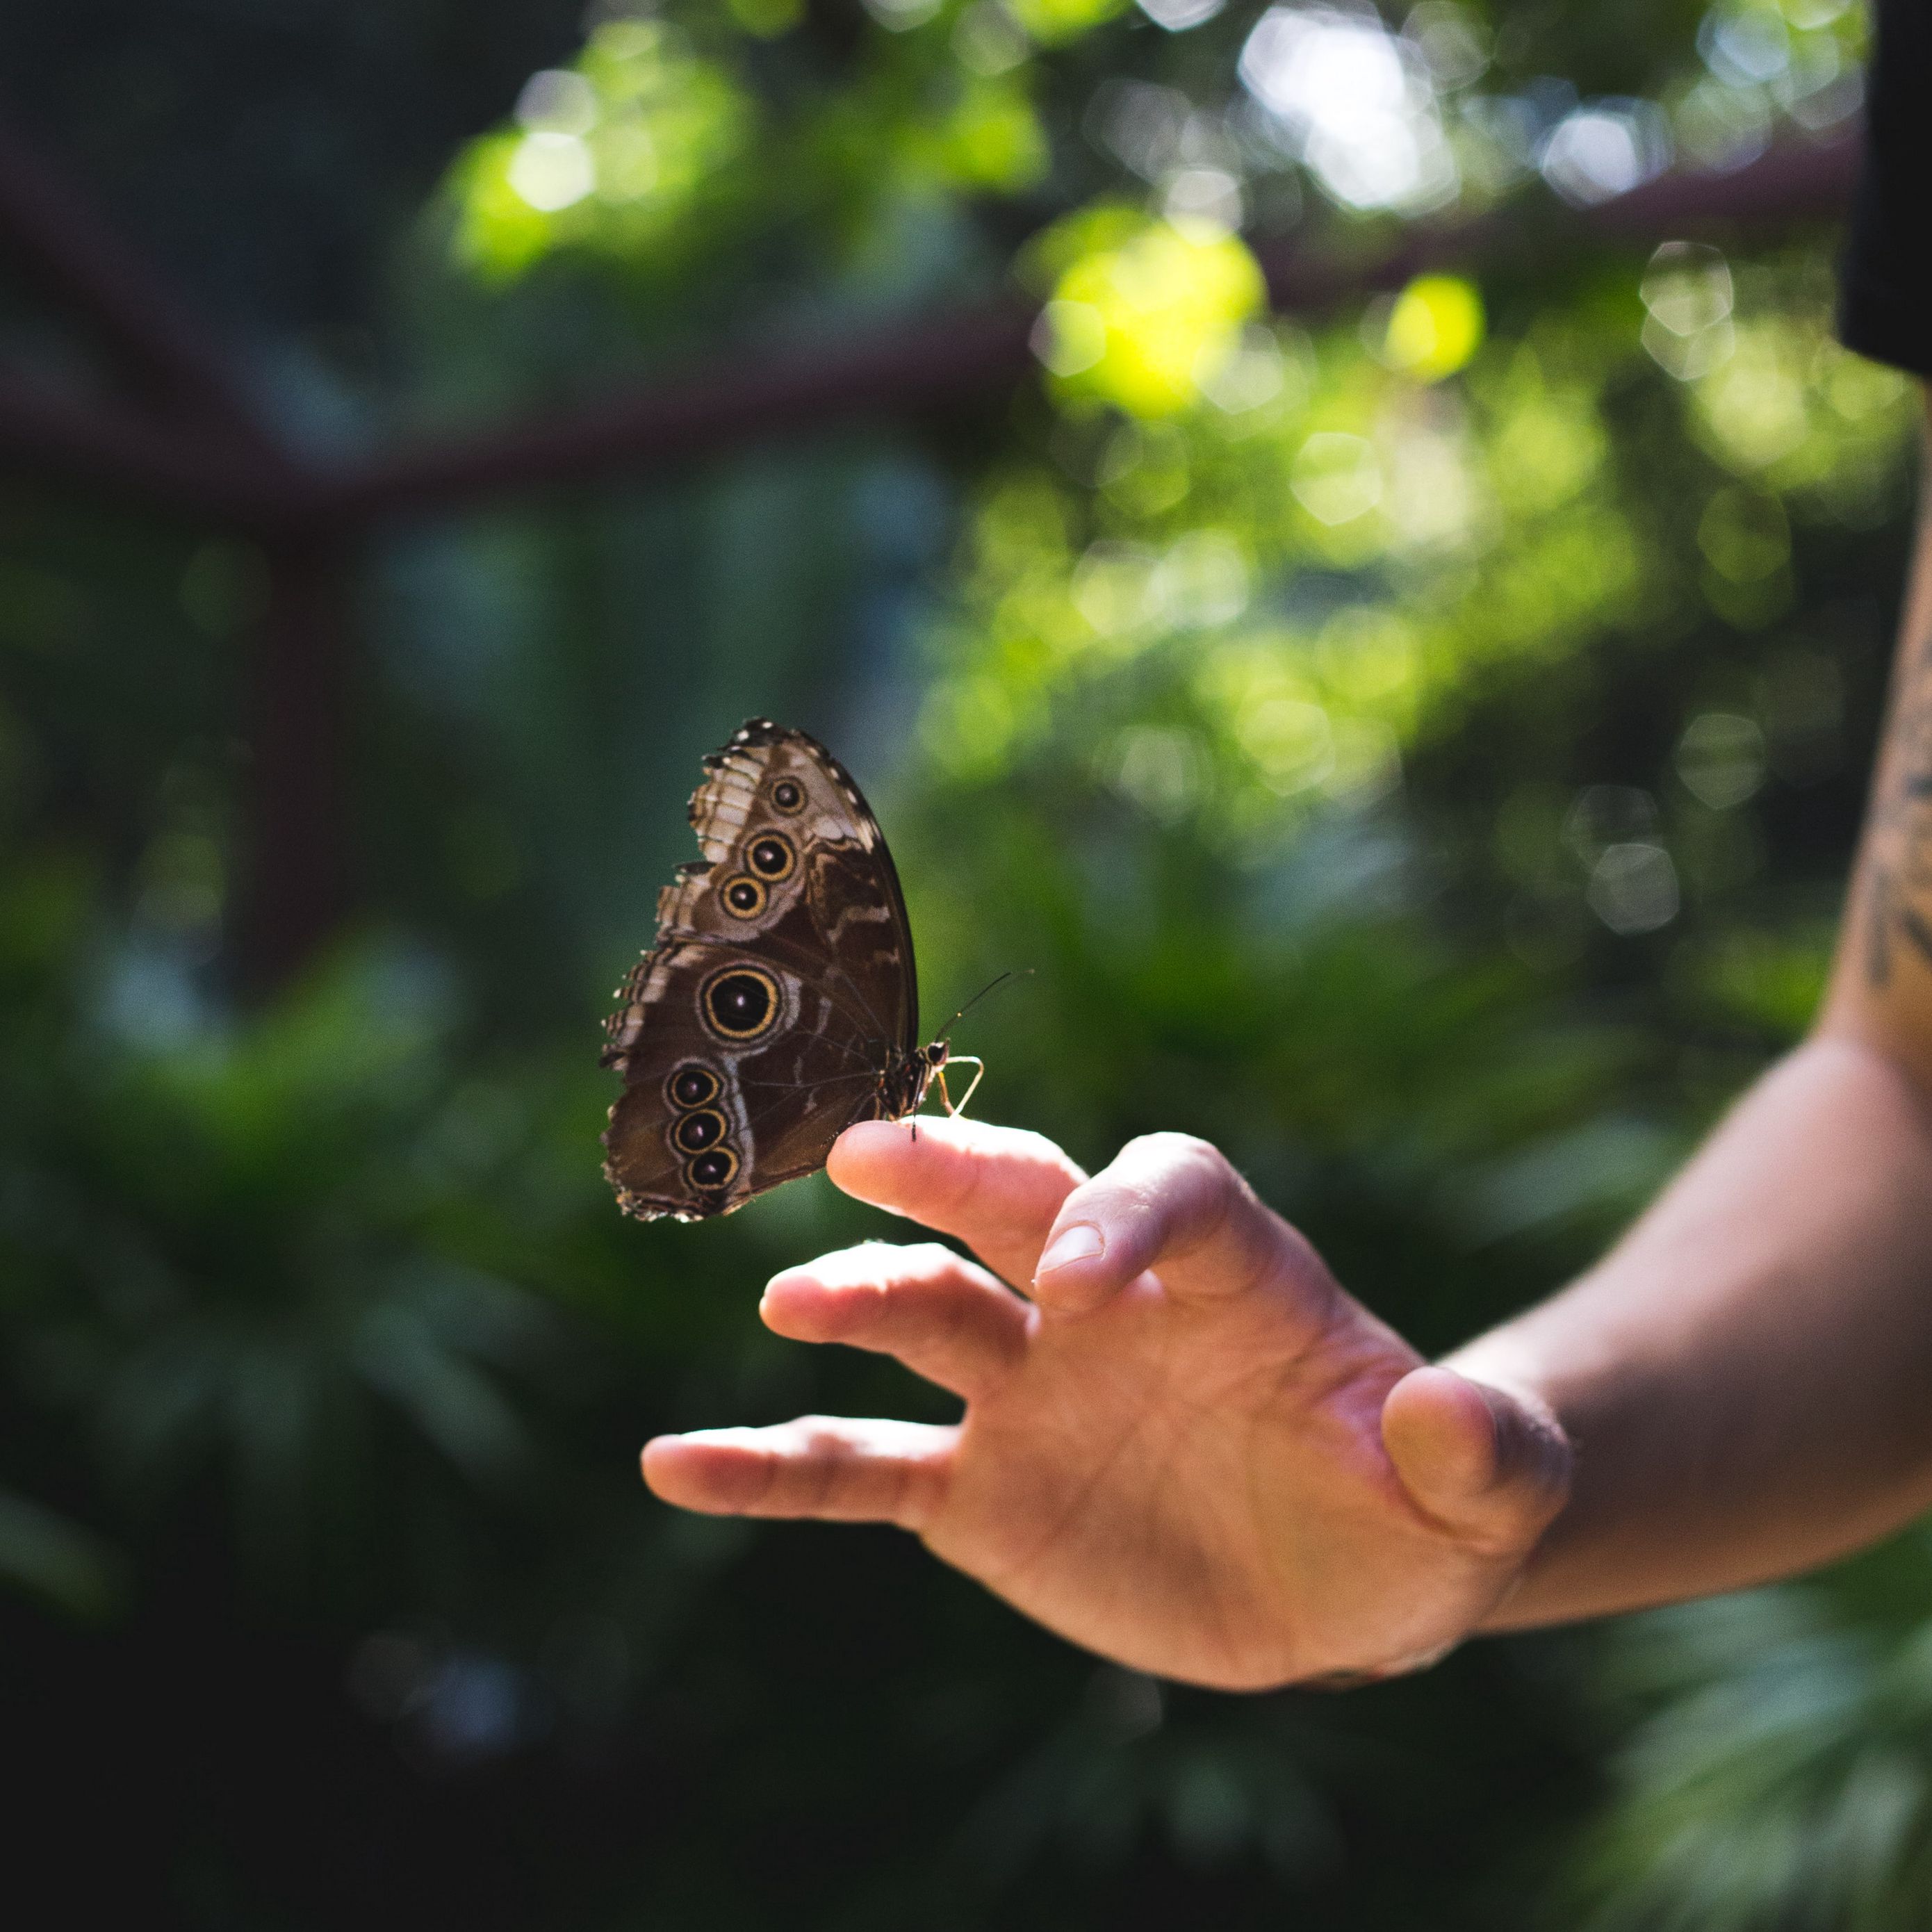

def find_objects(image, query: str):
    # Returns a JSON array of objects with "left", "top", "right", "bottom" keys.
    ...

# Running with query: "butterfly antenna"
[{"left": 937, "top": 968, "right": 1031, "bottom": 1042}]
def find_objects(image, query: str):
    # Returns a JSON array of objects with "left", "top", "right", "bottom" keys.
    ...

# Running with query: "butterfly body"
[{"left": 600, "top": 719, "right": 947, "bottom": 1222}]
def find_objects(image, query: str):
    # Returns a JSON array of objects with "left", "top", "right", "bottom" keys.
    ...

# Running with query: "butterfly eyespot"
[
  {"left": 666, "top": 1063, "right": 721, "bottom": 1110},
  {"left": 688, "top": 1145, "right": 740, "bottom": 1190},
  {"left": 702, "top": 966, "right": 780, "bottom": 1041},
  {"left": 747, "top": 833, "right": 796, "bottom": 882},
  {"left": 602, "top": 719, "right": 929, "bottom": 1226},
  {"left": 671, "top": 1108, "right": 728, "bottom": 1154}
]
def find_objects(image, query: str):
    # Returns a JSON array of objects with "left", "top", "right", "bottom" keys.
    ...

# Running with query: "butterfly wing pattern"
[{"left": 600, "top": 719, "right": 937, "bottom": 1221}]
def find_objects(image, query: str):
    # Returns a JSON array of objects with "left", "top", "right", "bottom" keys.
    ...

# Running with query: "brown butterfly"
[{"left": 600, "top": 719, "right": 980, "bottom": 1222}]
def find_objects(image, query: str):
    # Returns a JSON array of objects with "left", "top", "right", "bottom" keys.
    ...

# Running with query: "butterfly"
[{"left": 600, "top": 719, "right": 980, "bottom": 1222}]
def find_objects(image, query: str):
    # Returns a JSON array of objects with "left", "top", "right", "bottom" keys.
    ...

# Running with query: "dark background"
[{"left": 1, "top": 1, "right": 1923, "bottom": 1926}]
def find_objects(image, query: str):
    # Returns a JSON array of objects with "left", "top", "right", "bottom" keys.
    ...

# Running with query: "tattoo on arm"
[{"left": 1865, "top": 633, "right": 1932, "bottom": 990}]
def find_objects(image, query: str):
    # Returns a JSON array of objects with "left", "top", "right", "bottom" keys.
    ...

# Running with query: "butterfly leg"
[{"left": 936, "top": 1056, "right": 984, "bottom": 1118}]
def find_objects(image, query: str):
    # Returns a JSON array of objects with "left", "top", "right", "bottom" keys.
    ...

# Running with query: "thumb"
[{"left": 1380, "top": 1366, "right": 1572, "bottom": 1554}]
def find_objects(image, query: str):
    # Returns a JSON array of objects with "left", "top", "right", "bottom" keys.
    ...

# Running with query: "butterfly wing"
[{"left": 600, "top": 719, "right": 922, "bottom": 1221}]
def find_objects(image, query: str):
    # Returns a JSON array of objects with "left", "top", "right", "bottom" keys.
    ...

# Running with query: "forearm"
[{"left": 1448, "top": 1033, "right": 1932, "bottom": 1630}]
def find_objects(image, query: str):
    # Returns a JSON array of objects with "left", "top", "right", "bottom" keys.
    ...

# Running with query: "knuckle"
[
  {"left": 935, "top": 1147, "right": 988, "bottom": 1219},
  {"left": 1061, "top": 1175, "right": 1145, "bottom": 1236},
  {"left": 1118, "top": 1133, "right": 1245, "bottom": 1228},
  {"left": 806, "top": 1452, "right": 840, "bottom": 1511},
  {"left": 1120, "top": 1129, "right": 1201, "bottom": 1166},
  {"left": 736, "top": 1444, "right": 779, "bottom": 1507},
  {"left": 806, "top": 1250, "right": 871, "bottom": 1293},
  {"left": 932, "top": 1293, "right": 970, "bottom": 1348},
  {"left": 1064, "top": 1168, "right": 1122, "bottom": 1210},
  {"left": 803, "top": 1243, "right": 890, "bottom": 1288},
  {"left": 1125, "top": 1132, "right": 1238, "bottom": 1204},
  {"left": 1179, "top": 1136, "right": 1243, "bottom": 1197},
  {"left": 994, "top": 1129, "right": 1086, "bottom": 1199},
  {"left": 1131, "top": 1129, "right": 1222, "bottom": 1166},
  {"left": 897, "top": 1453, "right": 946, "bottom": 1531},
  {"left": 928, "top": 1129, "right": 1086, "bottom": 1231},
  {"left": 1006, "top": 1127, "right": 1078, "bottom": 1171}
]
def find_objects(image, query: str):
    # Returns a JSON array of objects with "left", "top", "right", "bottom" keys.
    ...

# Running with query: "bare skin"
[
  {"left": 646, "top": 407, "right": 1932, "bottom": 1689},
  {"left": 646, "top": 1123, "right": 1569, "bottom": 1688}
]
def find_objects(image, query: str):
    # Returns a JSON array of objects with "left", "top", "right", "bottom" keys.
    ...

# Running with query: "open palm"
[{"left": 643, "top": 1119, "right": 1571, "bottom": 1689}]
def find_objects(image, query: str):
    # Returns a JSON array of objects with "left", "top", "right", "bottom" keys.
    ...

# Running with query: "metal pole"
[{"left": 231, "top": 537, "right": 354, "bottom": 994}]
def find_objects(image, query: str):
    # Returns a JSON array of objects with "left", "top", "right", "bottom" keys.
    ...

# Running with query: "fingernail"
[{"left": 1036, "top": 1225, "right": 1104, "bottom": 1278}]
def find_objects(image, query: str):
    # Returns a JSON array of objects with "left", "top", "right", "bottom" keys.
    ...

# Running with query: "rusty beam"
[
  {"left": 0, "top": 375, "right": 296, "bottom": 527},
  {"left": 0, "top": 128, "right": 1865, "bottom": 534},
  {"left": 316, "top": 130, "right": 1867, "bottom": 525},
  {"left": 1255, "top": 129, "right": 1861, "bottom": 311},
  {"left": 312, "top": 302, "right": 1035, "bottom": 528}
]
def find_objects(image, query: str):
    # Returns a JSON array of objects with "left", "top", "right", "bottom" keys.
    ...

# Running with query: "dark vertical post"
[{"left": 233, "top": 537, "right": 354, "bottom": 994}]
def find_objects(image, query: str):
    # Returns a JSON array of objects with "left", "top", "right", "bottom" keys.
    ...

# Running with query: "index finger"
[{"left": 826, "top": 1116, "right": 1086, "bottom": 1290}]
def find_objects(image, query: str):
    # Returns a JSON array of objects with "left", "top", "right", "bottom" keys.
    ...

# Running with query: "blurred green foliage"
[{"left": 0, "top": 0, "right": 1924, "bottom": 1926}]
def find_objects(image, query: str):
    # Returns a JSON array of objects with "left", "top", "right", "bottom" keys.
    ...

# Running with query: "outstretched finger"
[
  {"left": 761, "top": 1243, "right": 1031, "bottom": 1400},
  {"left": 828, "top": 1116, "right": 1086, "bottom": 1290},
  {"left": 641, "top": 1416, "right": 954, "bottom": 1528},
  {"left": 1031, "top": 1132, "right": 1339, "bottom": 1331}
]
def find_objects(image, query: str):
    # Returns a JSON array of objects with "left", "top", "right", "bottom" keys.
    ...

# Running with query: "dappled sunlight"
[
  {"left": 1379, "top": 274, "right": 1485, "bottom": 383},
  {"left": 1291, "top": 430, "right": 1382, "bottom": 527},
  {"left": 454, "top": 21, "right": 752, "bottom": 277},
  {"left": 1032, "top": 210, "right": 1266, "bottom": 418},
  {"left": 1538, "top": 99, "right": 1672, "bottom": 205},
  {"left": 1641, "top": 241, "right": 1735, "bottom": 381},
  {"left": 1240, "top": 3, "right": 1459, "bottom": 213},
  {"left": 1693, "top": 316, "right": 1813, "bottom": 473}
]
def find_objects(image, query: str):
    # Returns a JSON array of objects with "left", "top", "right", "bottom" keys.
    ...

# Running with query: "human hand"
[{"left": 642, "top": 1120, "right": 1571, "bottom": 1689}]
